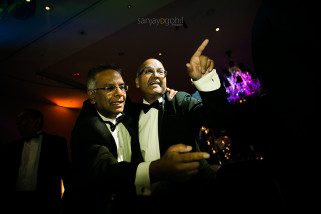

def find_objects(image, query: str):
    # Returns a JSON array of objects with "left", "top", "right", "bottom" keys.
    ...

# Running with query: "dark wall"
[{"left": 0, "top": 97, "right": 80, "bottom": 145}]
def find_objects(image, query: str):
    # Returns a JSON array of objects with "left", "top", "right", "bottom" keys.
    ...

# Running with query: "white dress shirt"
[{"left": 16, "top": 135, "right": 42, "bottom": 192}]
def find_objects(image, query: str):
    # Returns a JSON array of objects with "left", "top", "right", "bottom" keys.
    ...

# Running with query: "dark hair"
[
  {"left": 17, "top": 108, "right": 44, "bottom": 129},
  {"left": 86, "top": 63, "right": 123, "bottom": 90}
]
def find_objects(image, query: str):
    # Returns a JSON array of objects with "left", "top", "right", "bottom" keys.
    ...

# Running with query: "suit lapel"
[
  {"left": 94, "top": 117, "right": 118, "bottom": 158},
  {"left": 78, "top": 100, "right": 118, "bottom": 158},
  {"left": 158, "top": 93, "right": 174, "bottom": 155},
  {"left": 158, "top": 95, "right": 165, "bottom": 142}
]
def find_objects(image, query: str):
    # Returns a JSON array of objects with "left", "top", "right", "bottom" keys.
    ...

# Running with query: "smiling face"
[
  {"left": 135, "top": 59, "right": 167, "bottom": 103},
  {"left": 88, "top": 69, "right": 127, "bottom": 119}
]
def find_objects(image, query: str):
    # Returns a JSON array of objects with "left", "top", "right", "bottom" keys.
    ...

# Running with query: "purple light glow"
[{"left": 223, "top": 66, "right": 261, "bottom": 104}]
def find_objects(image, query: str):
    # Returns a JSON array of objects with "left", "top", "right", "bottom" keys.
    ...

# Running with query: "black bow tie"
[
  {"left": 104, "top": 114, "right": 125, "bottom": 132},
  {"left": 142, "top": 100, "right": 161, "bottom": 114}
]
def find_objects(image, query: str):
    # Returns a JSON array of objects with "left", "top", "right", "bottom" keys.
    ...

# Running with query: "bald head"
[
  {"left": 137, "top": 58, "right": 165, "bottom": 76},
  {"left": 135, "top": 58, "right": 167, "bottom": 103}
]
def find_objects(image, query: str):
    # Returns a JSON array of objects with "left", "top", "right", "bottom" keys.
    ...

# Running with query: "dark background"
[{"left": 1, "top": 0, "right": 261, "bottom": 142}]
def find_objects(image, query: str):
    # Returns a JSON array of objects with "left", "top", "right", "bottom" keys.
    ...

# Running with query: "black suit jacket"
[
  {"left": 2, "top": 132, "right": 70, "bottom": 214},
  {"left": 64, "top": 100, "right": 143, "bottom": 214},
  {"left": 131, "top": 87, "right": 228, "bottom": 155},
  {"left": 129, "top": 87, "right": 228, "bottom": 212},
  {"left": 160, "top": 89, "right": 228, "bottom": 155}
]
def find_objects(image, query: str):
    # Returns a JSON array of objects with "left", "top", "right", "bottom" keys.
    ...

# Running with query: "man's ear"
[
  {"left": 135, "top": 77, "right": 139, "bottom": 88},
  {"left": 87, "top": 90, "right": 96, "bottom": 104}
]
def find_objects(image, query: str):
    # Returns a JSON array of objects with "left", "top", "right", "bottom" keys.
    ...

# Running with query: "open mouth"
[
  {"left": 149, "top": 80, "right": 161, "bottom": 86},
  {"left": 111, "top": 100, "right": 124, "bottom": 106}
]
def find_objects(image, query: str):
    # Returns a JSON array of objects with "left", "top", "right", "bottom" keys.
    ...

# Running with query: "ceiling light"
[
  {"left": 49, "top": 97, "right": 85, "bottom": 109},
  {"left": 72, "top": 72, "right": 80, "bottom": 77},
  {"left": 215, "top": 27, "right": 220, "bottom": 32}
]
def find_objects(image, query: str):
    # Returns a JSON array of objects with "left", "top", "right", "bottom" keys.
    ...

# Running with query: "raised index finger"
[{"left": 192, "top": 39, "right": 209, "bottom": 57}]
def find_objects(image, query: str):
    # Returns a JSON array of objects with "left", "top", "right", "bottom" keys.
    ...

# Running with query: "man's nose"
[{"left": 114, "top": 86, "right": 126, "bottom": 95}]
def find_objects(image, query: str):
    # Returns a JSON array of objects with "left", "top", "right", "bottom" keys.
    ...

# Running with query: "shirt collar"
[
  {"left": 97, "top": 111, "right": 123, "bottom": 124},
  {"left": 143, "top": 97, "right": 163, "bottom": 105}
]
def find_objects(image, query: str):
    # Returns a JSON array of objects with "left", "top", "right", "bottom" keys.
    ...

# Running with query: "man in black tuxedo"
[
  {"left": 1, "top": 108, "right": 70, "bottom": 214},
  {"left": 63, "top": 63, "right": 211, "bottom": 214},
  {"left": 133, "top": 39, "right": 228, "bottom": 212}
]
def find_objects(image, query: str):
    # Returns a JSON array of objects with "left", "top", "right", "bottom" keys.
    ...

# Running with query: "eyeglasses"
[
  {"left": 138, "top": 67, "right": 167, "bottom": 77},
  {"left": 93, "top": 84, "right": 128, "bottom": 93}
]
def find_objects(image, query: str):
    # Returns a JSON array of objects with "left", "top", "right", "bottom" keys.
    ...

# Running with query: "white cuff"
[
  {"left": 135, "top": 162, "right": 152, "bottom": 195},
  {"left": 192, "top": 69, "right": 221, "bottom": 92}
]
